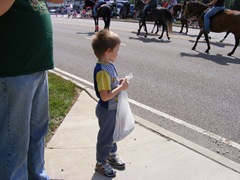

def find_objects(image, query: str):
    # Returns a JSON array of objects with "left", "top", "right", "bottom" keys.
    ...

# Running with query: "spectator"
[
  {"left": 92, "top": 30, "right": 129, "bottom": 178},
  {"left": 0, "top": 0, "right": 64, "bottom": 179}
]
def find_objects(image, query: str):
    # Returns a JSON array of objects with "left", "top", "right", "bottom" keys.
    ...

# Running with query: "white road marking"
[
  {"left": 84, "top": 36, "right": 126, "bottom": 46},
  {"left": 53, "top": 64, "right": 240, "bottom": 151}
]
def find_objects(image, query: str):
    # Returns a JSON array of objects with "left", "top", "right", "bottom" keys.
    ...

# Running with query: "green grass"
[{"left": 46, "top": 72, "right": 81, "bottom": 142}]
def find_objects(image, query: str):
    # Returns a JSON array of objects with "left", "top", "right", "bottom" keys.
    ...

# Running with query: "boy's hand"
[
  {"left": 119, "top": 78, "right": 129, "bottom": 91},
  {"left": 119, "top": 78, "right": 125, "bottom": 85}
]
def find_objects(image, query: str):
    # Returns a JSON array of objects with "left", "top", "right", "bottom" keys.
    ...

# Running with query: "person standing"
[
  {"left": 203, "top": 0, "right": 225, "bottom": 33},
  {"left": 92, "top": 30, "right": 129, "bottom": 178},
  {"left": 0, "top": 0, "right": 63, "bottom": 179}
]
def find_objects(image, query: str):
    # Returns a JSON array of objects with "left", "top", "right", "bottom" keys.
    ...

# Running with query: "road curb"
[{"left": 49, "top": 68, "right": 240, "bottom": 174}]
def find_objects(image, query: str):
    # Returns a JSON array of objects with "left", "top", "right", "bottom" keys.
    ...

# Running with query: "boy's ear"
[{"left": 106, "top": 48, "right": 112, "bottom": 53}]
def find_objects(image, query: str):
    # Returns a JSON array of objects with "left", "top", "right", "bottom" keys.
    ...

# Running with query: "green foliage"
[{"left": 46, "top": 72, "right": 81, "bottom": 142}]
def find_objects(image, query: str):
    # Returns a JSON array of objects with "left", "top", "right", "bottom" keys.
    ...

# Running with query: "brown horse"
[
  {"left": 173, "top": 3, "right": 189, "bottom": 34},
  {"left": 135, "top": 0, "right": 172, "bottom": 40},
  {"left": 184, "top": 1, "right": 240, "bottom": 56}
]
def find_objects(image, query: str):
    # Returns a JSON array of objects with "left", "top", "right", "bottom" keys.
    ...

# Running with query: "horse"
[
  {"left": 84, "top": 0, "right": 111, "bottom": 32},
  {"left": 183, "top": 1, "right": 240, "bottom": 56},
  {"left": 173, "top": 3, "right": 189, "bottom": 34},
  {"left": 134, "top": 0, "right": 172, "bottom": 40}
]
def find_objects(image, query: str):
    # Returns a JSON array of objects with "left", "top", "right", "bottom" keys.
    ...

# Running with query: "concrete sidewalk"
[{"left": 45, "top": 87, "right": 240, "bottom": 180}]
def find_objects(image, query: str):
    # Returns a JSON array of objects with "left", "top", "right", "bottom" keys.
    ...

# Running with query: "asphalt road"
[{"left": 51, "top": 16, "right": 240, "bottom": 164}]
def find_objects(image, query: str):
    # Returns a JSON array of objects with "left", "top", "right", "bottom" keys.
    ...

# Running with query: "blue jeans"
[
  {"left": 142, "top": 3, "right": 157, "bottom": 20},
  {"left": 93, "top": 2, "right": 105, "bottom": 17},
  {"left": 96, "top": 104, "right": 117, "bottom": 163},
  {"left": 0, "top": 71, "right": 50, "bottom": 180},
  {"left": 204, "top": 6, "right": 225, "bottom": 31}
]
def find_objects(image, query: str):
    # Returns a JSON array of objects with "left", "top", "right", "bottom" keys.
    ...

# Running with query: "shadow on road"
[
  {"left": 180, "top": 51, "right": 240, "bottom": 65},
  {"left": 130, "top": 31, "right": 171, "bottom": 43}
]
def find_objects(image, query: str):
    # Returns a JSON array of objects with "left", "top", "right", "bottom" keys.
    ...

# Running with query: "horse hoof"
[
  {"left": 168, "top": 37, "right": 170, "bottom": 40},
  {"left": 192, "top": 47, "right": 196, "bottom": 50},
  {"left": 227, "top": 52, "right": 232, "bottom": 56},
  {"left": 205, "top": 50, "right": 209, "bottom": 54}
]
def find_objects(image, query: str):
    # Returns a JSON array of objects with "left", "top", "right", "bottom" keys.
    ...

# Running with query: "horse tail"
[{"left": 164, "top": 8, "right": 173, "bottom": 33}]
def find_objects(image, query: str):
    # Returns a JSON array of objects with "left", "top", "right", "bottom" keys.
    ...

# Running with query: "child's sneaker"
[
  {"left": 95, "top": 162, "right": 116, "bottom": 177},
  {"left": 108, "top": 154, "right": 126, "bottom": 170}
]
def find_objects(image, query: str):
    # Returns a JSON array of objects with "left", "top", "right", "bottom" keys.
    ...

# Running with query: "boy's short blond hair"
[{"left": 91, "top": 30, "right": 121, "bottom": 60}]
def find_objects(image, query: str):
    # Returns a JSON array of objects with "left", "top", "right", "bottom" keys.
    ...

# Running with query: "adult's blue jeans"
[
  {"left": 0, "top": 71, "right": 50, "bottom": 180},
  {"left": 204, "top": 6, "right": 225, "bottom": 31}
]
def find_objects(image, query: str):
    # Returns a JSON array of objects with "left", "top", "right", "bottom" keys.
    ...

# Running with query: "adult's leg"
[
  {"left": 0, "top": 71, "right": 50, "bottom": 180},
  {"left": 204, "top": 6, "right": 224, "bottom": 31},
  {"left": 28, "top": 71, "right": 50, "bottom": 180}
]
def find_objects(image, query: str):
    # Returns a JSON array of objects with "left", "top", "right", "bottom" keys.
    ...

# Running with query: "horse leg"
[
  {"left": 151, "top": 22, "right": 156, "bottom": 33},
  {"left": 137, "top": 21, "right": 143, "bottom": 36},
  {"left": 151, "top": 22, "right": 159, "bottom": 34},
  {"left": 107, "top": 16, "right": 110, "bottom": 30},
  {"left": 103, "top": 17, "right": 107, "bottom": 29},
  {"left": 156, "top": 23, "right": 160, "bottom": 34},
  {"left": 185, "top": 20, "right": 188, "bottom": 34},
  {"left": 143, "top": 21, "right": 148, "bottom": 38},
  {"left": 155, "top": 23, "right": 159, "bottom": 34},
  {"left": 94, "top": 18, "right": 99, "bottom": 32},
  {"left": 165, "top": 23, "right": 170, "bottom": 40},
  {"left": 159, "top": 23, "right": 164, "bottom": 39},
  {"left": 220, "top": 31, "right": 230, "bottom": 43},
  {"left": 204, "top": 33, "right": 211, "bottom": 54},
  {"left": 192, "top": 31, "right": 204, "bottom": 50},
  {"left": 179, "top": 20, "right": 184, "bottom": 33},
  {"left": 228, "top": 36, "right": 239, "bottom": 56}
]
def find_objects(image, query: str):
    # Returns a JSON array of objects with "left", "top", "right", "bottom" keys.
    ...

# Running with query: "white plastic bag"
[{"left": 113, "top": 74, "right": 135, "bottom": 142}]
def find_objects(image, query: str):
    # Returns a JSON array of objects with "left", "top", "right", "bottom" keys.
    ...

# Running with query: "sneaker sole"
[
  {"left": 95, "top": 167, "right": 116, "bottom": 178},
  {"left": 107, "top": 161, "right": 126, "bottom": 171}
]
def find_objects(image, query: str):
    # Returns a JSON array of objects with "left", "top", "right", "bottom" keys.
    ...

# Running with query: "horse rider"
[
  {"left": 202, "top": 0, "right": 225, "bottom": 33},
  {"left": 167, "top": 0, "right": 178, "bottom": 13},
  {"left": 93, "top": 0, "right": 105, "bottom": 17},
  {"left": 142, "top": 0, "right": 158, "bottom": 21}
]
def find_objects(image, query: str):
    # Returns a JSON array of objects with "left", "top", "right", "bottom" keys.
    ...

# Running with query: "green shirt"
[{"left": 0, "top": 0, "right": 54, "bottom": 77}]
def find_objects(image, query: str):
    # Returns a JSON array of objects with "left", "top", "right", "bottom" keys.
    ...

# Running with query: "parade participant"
[
  {"left": 142, "top": 0, "right": 158, "bottom": 21},
  {"left": 203, "top": 0, "right": 225, "bottom": 33},
  {"left": 93, "top": 0, "right": 105, "bottom": 17}
]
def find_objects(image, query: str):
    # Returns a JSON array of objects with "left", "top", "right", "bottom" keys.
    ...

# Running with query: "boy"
[{"left": 92, "top": 30, "right": 129, "bottom": 178}]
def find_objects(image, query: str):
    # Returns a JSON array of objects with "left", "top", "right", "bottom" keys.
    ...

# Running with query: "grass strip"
[{"left": 46, "top": 72, "right": 81, "bottom": 142}]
